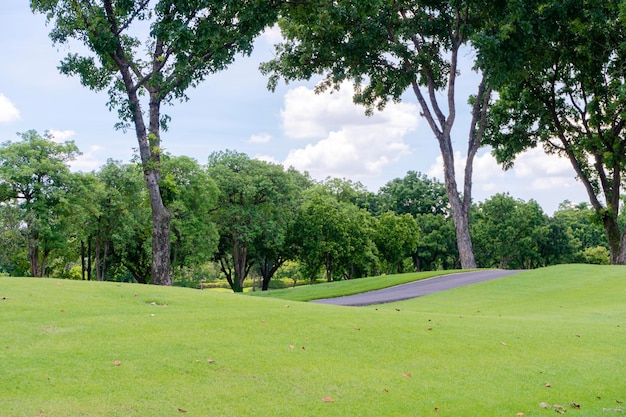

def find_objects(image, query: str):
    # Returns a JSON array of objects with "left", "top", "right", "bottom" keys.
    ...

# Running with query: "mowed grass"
[{"left": 0, "top": 264, "right": 624, "bottom": 416}]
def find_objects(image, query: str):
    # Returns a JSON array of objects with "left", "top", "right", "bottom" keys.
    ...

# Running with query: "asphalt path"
[{"left": 312, "top": 269, "right": 524, "bottom": 306}]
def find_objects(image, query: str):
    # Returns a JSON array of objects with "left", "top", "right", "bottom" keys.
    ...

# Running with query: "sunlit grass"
[{"left": 1, "top": 264, "right": 624, "bottom": 416}]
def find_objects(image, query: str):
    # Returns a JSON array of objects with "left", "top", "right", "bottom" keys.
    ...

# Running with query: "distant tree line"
[{"left": 0, "top": 131, "right": 613, "bottom": 290}]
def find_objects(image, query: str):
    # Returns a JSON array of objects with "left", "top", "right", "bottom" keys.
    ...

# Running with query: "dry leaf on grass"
[
  {"left": 322, "top": 396, "right": 334, "bottom": 402},
  {"left": 113, "top": 360, "right": 122, "bottom": 366}
]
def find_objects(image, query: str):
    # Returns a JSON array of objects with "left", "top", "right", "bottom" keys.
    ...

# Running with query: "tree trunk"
[
  {"left": 28, "top": 239, "right": 41, "bottom": 277},
  {"left": 114, "top": 40, "right": 171, "bottom": 285},
  {"left": 87, "top": 237, "right": 92, "bottom": 280},
  {"left": 232, "top": 234, "right": 248, "bottom": 292},
  {"left": 81, "top": 240, "right": 86, "bottom": 280},
  {"left": 406, "top": 36, "right": 490, "bottom": 269}
]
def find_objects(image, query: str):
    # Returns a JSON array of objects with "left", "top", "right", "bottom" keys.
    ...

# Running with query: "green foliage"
[
  {"left": 208, "top": 151, "right": 301, "bottom": 292},
  {"left": 579, "top": 246, "right": 610, "bottom": 265},
  {"left": 373, "top": 211, "right": 420, "bottom": 274},
  {"left": 161, "top": 155, "right": 219, "bottom": 275},
  {"left": 32, "top": 0, "right": 282, "bottom": 124},
  {"left": 475, "top": 0, "right": 626, "bottom": 262},
  {"left": 291, "top": 187, "right": 377, "bottom": 282},
  {"left": 471, "top": 193, "right": 549, "bottom": 269},
  {"left": 31, "top": 0, "right": 284, "bottom": 284},
  {"left": 377, "top": 171, "right": 449, "bottom": 217},
  {"left": 414, "top": 213, "right": 458, "bottom": 271},
  {"left": 0, "top": 130, "right": 80, "bottom": 277}
]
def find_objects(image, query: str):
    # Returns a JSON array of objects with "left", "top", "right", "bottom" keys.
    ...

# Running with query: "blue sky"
[{"left": 0, "top": 1, "right": 590, "bottom": 214}]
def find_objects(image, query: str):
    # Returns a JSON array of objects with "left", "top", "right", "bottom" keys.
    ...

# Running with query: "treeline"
[{"left": 0, "top": 131, "right": 611, "bottom": 290}]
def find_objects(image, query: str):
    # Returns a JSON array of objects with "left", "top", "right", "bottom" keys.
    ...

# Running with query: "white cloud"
[
  {"left": 248, "top": 133, "right": 271, "bottom": 144},
  {"left": 514, "top": 147, "right": 573, "bottom": 178},
  {"left": 427, "top": 150, "right": 503, "bottom": 185},
  {"left": 426, "top": 146, "right": 583, "bottom": 213},
  {"left": 259, "top": 24, "right": 283, "bottom": 45},
  {"left": 254, "top": 154, "right": 279, "bottom": 164},
  {"left": 47, "top": 129, "right": 76, "bottom": 142},
  {"left": 281, "top": 83, "right": 418, "bottom": 181},
  {"left": 70, "top": 145, "right": 105, "bottom": 172},
  {"left": 0, "top": 93, "right": 20, "bottom": 123}
]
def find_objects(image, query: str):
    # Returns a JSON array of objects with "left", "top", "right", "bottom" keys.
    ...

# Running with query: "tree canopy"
[
  {"left": 475, "top": 0, "right": 626, "bottom": 263},
  {"left": 262, "top": 0, "right": 495, "bottom": 269},
  {"left": 31, "top": 0, "right": 282, "bottom": 284}
]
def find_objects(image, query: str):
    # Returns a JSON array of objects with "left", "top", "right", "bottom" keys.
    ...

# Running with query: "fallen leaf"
[
  {"left": 500, "top": 342, "right": 507, "bottom": 346},
  {"left": 355, "top": 327, "right": 361, "bottom": 330},
  {"left": 0, "top": 296, "right": 9, "bottom": 300},
  {"left": 285, "top": 305, "right": 290, "bottom": 308},
  {"left": 289, "top": 345, "right": 294, "bottom": 349},
  {"left": 178, "top": 408, "right": 187, "bottom": 413},
  {"left": 516, "top": 413, "right": 525, "bottom": 416},
  {"left": 383, "top": 388, "right": 389, "bottom": 392},
  {"left": 570, "top": 402, "right": 580, "bottom": 409},
  {"left": 434, "top": 407, "right": 440, "bottom": 412},
  {"left": 322, "top": 396, "right": 334, "bottom": 402},
  {"left": 113, "top": 360, "right": 122, "bottom": 366},
  {"left": 207, "top": 359, "right": 215, "bottom": 363},
  {"left": 426, "top": 327, "right": 433, "bottom": 331},
  {"left": 553, "top": 404, "right": 566, "bottom": 414},
  {"left": 545, "top": 383, "right": 551, "bottom": 387},
  {"left": 539, "top": 402, "right": 551, "bottom": 409},
  {"left": 402, "top": 373, "right": 412, "bottom": 378}
]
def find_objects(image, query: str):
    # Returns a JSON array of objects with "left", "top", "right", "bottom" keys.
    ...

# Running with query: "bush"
[{"left": 579, "top": 246, "right": 610, "bottom": 265}]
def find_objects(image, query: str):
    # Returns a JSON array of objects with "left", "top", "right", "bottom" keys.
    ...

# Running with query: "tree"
[
  {"left": 373, "top": 211, "right": 420, "bottom": 274},
  {"left": 413, "top": 213, "right": 458, "bottom": 271},
  {"left": 262, "top": 0, "right": 495, "bottom": 268},
  {"left": 160, "top": 155, "right": 219, "bottom": 280},
  {"left": 32, "top": 0, "right": 282, "bottom": 284},
  {"left": 208, "top": 151, "right": 299, "bottom": 292},
  {"left": 0, "top": 130, "right": 80, "bottom": 277},
  {"left": 253, "top": 168, "right": 308, "bottom": 291},
  {"left": 291, "top": 187, "right": 376, "bottom": 282},
  {"left": 471, "top": 193, "right": 549, "bottom": 269},
  {"left": 475, "top": 0, "right": 626, "bottom": 263},
  {"left": 377, "top": 171, "right": 449, "bottom": 217}
]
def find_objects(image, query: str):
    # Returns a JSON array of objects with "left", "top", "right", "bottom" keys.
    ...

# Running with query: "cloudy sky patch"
[{"left": 0, "top": 93, "right": 20, "bottom": 123}]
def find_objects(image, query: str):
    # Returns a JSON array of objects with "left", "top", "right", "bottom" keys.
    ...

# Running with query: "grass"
[
  {"left": 247, "top": 269, "right": 466, "bottom": 301},
  {"left": 1, "top": 264, "right": 625, "bottom": 416}
]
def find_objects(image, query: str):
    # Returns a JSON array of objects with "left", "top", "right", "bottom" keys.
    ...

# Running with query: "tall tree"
[
  {"left": 475, "top": 0, "right": 626, "bottom": 263},
  {"left": 373, "top": 211, "right": 420, "bottom": 274},
  {"left": 262, "top": 0, "right": 494, "bottom": 268},
  {"left": 0, "top": 130, "right": 80, "bottom": 277},
  {"left": 377, "top": 171, "right": 449, "bottom": 217},
  {"left": 32, "top": 0, "right": 282, "bottom": 284},
  {"left": 471, "top": 194, "right": 549, "bottom": 269},
  {"left": 208, "top": 151, "right": 298, "bottom": 292},
  {"left": 160, "top": 155, "right": 219, "bottom": 279}
]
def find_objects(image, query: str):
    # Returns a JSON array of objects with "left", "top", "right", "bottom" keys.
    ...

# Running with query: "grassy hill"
[{"left": 1, "top": 264, "right": 624, "bottom": 416}]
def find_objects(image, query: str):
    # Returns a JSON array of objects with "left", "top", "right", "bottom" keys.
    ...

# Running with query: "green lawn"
[{"left": 1, "top": 264, "right": 624, "bottom": 416}]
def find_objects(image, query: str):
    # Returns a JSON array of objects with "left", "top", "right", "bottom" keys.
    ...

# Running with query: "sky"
[{"left": 0, "top": 1, "right": 591, "bottom": 215}]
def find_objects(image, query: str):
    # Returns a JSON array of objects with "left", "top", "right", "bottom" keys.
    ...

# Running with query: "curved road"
[{"left": 313, "top": 269, "right": 524, "bottom": 306}]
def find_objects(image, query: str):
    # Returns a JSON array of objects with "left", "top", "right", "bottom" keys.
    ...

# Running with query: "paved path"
[{"left": 313, "top": 270, "right": 524, "bottom": 306}]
